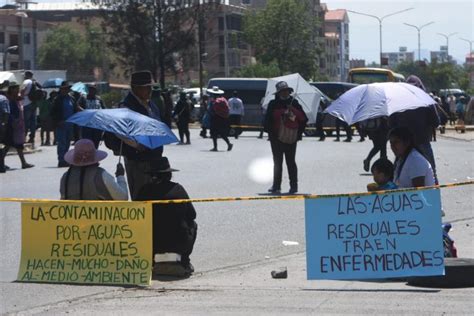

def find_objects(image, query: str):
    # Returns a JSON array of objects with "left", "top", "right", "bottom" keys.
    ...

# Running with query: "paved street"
[{"left": 1, "top": 129, "right": 473, "bottom": 314}]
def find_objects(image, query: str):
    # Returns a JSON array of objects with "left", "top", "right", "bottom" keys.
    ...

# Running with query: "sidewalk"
[
  {"left": 438, "top": 126, "right": 474, "bottom": 142},
  {"left": 12, "top": 248, "right": 474, "bottom": 315}
]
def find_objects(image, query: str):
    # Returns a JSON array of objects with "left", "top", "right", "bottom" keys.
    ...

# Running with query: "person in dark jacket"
[
  {"left": 361, "top": 117, "right": 389, "bottom": 172},
  {"left": 76, "top": 83, "right": 105, "bottom": 148},
  {"left": 208, "top": 86, "right": 233, "bottom": 151},
  {"left": 50, "top": 81, "right": 76, "bottom": 167},
  {"left": 173, "top": 92, "right": 191, "bottom": 144},
  {"left": 264, "top": 81, "right": 308, "bottom": 194},
  {"left": 104, "top": 71, "right": 163, "bottom": 200},
  {"left": 135, "top": 157, "right": 197, "bottom": 277}
]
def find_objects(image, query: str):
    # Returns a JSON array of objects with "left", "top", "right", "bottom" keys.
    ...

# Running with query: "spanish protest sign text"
[
  {"left": 305, "top": 188, "right": 444, "bottom": 280},
  {"left": 17, "top": 201, "right": 152, "bottom": 286}
]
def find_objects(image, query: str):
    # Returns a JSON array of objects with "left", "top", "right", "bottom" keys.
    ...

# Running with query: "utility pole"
[{"left": 404, "top": 21, "right": 435, "bottom": 61}]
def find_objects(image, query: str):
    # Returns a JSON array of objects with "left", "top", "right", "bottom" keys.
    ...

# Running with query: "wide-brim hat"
[
  {"left": 274, "top": 81, "right": 294, "bottom": 94},
  {"left": 64, "top": 139, "right": 108, "bottom": 167},
  {"left": 146, "top": 157, "right": 179, "bottom": 174},
  {"left": 208, "top": 86, "right": 224, "bottom": 95},
  {"left": 59, "top": 80, "right": 72, "bottom": 89},
  {"left": 0, "top": 80, "right": 10, "bottom": 92},
  {"left": 131, "top": 70, "right": 154, "bottom": 86}
]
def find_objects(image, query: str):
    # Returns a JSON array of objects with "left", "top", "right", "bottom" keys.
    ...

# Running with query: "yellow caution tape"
[{"left": 0, "top": 181, "right": 472, "bottom": 205}]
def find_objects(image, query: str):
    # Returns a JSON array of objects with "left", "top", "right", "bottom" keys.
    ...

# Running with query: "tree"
[
  {"left": 395, "top": 60, "right": 470, "bottom": 92},
  {"left": 243, "top": 0, "right": 320, "bottom": 79},
  {"left": 91, "top": 0, "right": 218, "bottom": 87},
  {"left": 236, "top": 61, "right": 281, "bottom": 78},
  {"left": 38, "top": 25, "right": 106, "bottom": 81}
]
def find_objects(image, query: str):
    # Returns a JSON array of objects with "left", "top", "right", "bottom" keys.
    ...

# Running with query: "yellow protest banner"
[{"left": 17, "top": 201, "right": 153, "bottom": 286}]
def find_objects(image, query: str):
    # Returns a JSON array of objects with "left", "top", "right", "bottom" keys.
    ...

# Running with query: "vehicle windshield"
[{"left": 350, "top": 73, "right": 389, "bottom": 84}]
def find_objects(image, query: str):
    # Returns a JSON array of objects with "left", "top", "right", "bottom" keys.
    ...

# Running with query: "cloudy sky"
[{"left": 2, "top": 0, "right": 473, "bottom": 63}]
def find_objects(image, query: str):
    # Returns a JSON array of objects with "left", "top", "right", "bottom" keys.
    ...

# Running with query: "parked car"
[{"left": 308, "top": 82, "right": 358, "bottom": 136}]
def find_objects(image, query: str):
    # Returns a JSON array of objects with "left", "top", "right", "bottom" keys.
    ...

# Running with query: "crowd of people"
[{"left": 1, "top": 69, "right": 470, "bottom": 278}]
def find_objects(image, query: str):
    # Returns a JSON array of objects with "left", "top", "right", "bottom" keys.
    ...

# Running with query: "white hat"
[{"left": 209, "top": 86, "right": 224, "bottom": 95}]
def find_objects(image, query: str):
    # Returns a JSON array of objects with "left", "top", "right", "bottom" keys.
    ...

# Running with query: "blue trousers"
[
  {"left": 23, "top": 104, "right": 37, "bottom": 139},
  {"left": 56, "top": 123, "right": 72, "bottom": 164}
]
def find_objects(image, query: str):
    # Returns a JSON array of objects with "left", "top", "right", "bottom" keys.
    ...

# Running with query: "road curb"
[{"left": 407, "top": 258, "right": 474, "bottom": 288}]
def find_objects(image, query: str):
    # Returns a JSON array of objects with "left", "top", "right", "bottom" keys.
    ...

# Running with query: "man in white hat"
[
  {"left": 208, "top": 86, "right": 233, "bottom": 151},
  {"left": 263, "top": 81, "right": 307, "bottom": 194},
  {"left": 60, "top": 138, "right": 128, "bottom": 200}
]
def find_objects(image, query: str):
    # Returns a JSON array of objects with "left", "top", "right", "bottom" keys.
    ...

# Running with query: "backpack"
[
  {"left": 213, "top": 97, "right": 229, "bottom": 119},
  {"left": 28, "top": 80, "right": 41, "bottom": 102}
]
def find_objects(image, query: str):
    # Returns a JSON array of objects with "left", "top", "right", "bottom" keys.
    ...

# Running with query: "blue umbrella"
[
  {"left": 71, "top": 82, "right": 88, "bottom": 95},
  {"left": 42, "top": 78, "right": 64, "bottom": 88},
  {"left": 67, "top": 108, "right": 179, "bottom": 149}
]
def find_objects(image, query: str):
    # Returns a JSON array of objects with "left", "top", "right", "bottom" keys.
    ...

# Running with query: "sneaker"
[
  {"left": 289, "top": 187, "right": 298, "bottom": 194},
  {"left": 343, "top": 138, "right": 352, "bottom": 142},
  {"left": 153, "top": 262, "right": 189, "bottom": 277},
  {"left": 268, "top": 187, "right": 281, "bottom": 194},
  {"left": 227, "top": 143, "right": 233, "bottom": 151},
  {"left": 210, "top": 148, "right": 218, "bottom": 152},
  {"left": 58, "top": 161, "right": 70, "bottom": 168},
  {"left": 22, "top": 163, "right": 34, "bottom": 169},
  {"left": 334, "top": 139, "right": 340, "bottom": 142}
]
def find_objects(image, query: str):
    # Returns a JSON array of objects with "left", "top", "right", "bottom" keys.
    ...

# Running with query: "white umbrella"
[
  {"left": 262, "top": 73, "right": 323, "bottom": 124},
  {"left": 324, "top": 82, "right": 436, "bottom": 125}
]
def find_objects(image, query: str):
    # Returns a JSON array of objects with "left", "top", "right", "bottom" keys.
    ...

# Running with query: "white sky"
[
  {"left": 2, "top": 0, "right": 473, "bottom": 63},
  {"left": 324, "top": 0, "right": 473, "bottom": 63}
]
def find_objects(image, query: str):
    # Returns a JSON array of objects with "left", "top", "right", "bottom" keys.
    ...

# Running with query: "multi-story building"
[
  {"left": 0, "top": 7, "right": 50, "bottom": 71},
  {"left": 430, "top": 46, "right": 450, "bottom": 63},
  {"left": 381, "top": 47, "right": 414, "bottom": 68},
  {"left": 323, "top": 32, "right": 339, "bottom": 81},
  {"left": 324, "top": 8, "right": 349, "bottom": 82},
  {"left": 349, "top": 59, "right": 365, "bottom": 69}
]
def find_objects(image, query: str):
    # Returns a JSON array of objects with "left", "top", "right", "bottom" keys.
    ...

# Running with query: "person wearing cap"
[
  {"left": 60, "top": 138, "right": 128, "bottom": 200},
  {"left": 20, "top": 71, "right": 40, "bottom": 144},
  {"left": 76, "top": 83, "right": 106, "bottom": 148},
  {"left": 51, "top": 81, "right": 77, "bottom": 168},
  {"left": 104, "top": 70, "right": 164, "bottom": 200},
  {"left": 173, "top": 91, "right": 191, "bottom": 145},
  {"left": 264, "top": 81, "right": 307, "bottom": 194},
  {"left": 135, "top": 157, "right": 197, "bottom": 277},
  {"left": 228, "top": 90, "right": 244, "bottom": 139},
  {"left": 208, "top": 86, "right": 233, "bottom": 151},
  {"left": 1, "top": 81, "right": 34, "bottom": 170}
]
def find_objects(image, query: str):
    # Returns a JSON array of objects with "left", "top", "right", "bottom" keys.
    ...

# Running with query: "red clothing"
[{"left": 272, "top": 106, "right": 306, "bottom": 131}]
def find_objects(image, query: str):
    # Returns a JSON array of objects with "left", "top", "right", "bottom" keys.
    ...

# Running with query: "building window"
[
  {"left": 10, "top": 62, "right": 19, "bottom": 70},
  {"left": 0, "top": 32, "right": 4, "bottom": 44},
  {"left": 219, "top": 36, "right": 224, "bottom": 49},
  {"left": 219, "top": 54, "right": 225, "bottom": 67},
  {"left": 23, "top": 32, "right": 31, "bottom": 45},
  {"left": 9, "top": 33, "right": 19, "bottom": 46},
  {"left": 24, "top": 60, "right": 31, "bottom": 69},
  {"left": 218, "top": 17, "right": 224, "bottom": 31},
  {"left": 241, "top": 0, "right": 251, "bottom": 4}
]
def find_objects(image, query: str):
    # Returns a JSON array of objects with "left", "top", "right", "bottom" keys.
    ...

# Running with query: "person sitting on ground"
[
  {"left": 60, "top": 138, "right": 128, "bottom": 200},
  {"left": 367, "top": 158, "right": 398, "bottom": 192},
  {"left": 388, "top": 127, "right": 435, "bottom": 189},
  {"left": 135, "top": 157, "right": 197, "bottom": 277}
]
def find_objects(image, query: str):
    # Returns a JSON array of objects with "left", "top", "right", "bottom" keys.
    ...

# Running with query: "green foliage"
[
  {"left": 100, "top": 90, "right": 123, "bottom": 108},
  {"left": 236, "top": 61, "right": 281, "bottom": 78},
  {"left": 243, "top": 0, "right": 320, "bottom": 79},
  {"left": 91, "top": 0, "right": 206, "bottom": 87},
  {"left": 38, "top": 25, "right": 108, "bottom": 81},
  {"left": 395, "top": 60, "right": 470, "bottom": 92}
]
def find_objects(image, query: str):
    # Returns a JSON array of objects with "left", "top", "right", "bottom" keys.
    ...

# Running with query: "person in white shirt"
[
  {"left": 389, "top": 127, "right": 435, "bottom": 188},
  {"left": 20, "top": 71, "right": 37, "bottom": 144},
  {"left": 60, "top": 138, "right": 128, "bottom": 200},
  {"left": 228, "top": 91, "right": 244, "bottom": 139}
]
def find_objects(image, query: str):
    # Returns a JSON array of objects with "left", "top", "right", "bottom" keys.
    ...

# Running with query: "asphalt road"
[{"left": 1, "top": 129, "right": 473, "bottom": 314}]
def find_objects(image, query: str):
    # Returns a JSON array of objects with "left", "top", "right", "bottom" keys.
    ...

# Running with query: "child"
[{"left": 367, "top": 158, "right": 398, "bottom": 191}]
